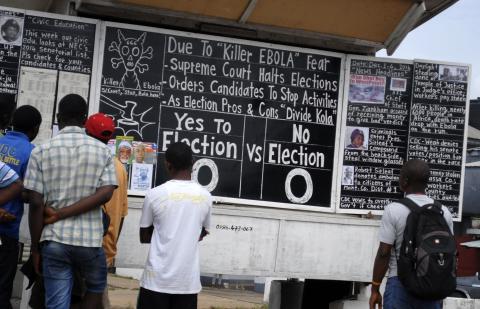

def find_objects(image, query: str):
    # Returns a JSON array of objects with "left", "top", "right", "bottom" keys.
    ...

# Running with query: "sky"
[{"left": 376, "top": 0, "right": 480, "bottom": 99}]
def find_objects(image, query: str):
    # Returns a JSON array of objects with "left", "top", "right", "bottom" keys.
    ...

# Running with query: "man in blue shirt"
[{"left": 0, "top": 104, "right": 41, "bottom": 309}]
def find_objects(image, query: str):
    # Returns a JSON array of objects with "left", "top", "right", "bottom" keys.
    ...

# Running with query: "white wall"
[{"left": 116, "top": 198, "right": 380, "bottom": 281}]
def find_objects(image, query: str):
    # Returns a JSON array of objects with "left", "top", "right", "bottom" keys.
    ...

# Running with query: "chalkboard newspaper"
[
  {"left": 97, "top": 22, "right": 345, "bottom": 211},
  {"left": 0, "top": 6, "right": 100, "bottom": 144},
  {"left": 408, "top": 60, "right": 470, "bottom": 220},
  {"left": 338, "top": 55, "right": 470, "bottom": 220}
]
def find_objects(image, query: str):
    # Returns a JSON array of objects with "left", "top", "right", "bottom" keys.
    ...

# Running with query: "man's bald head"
[{"left": 399, "top": 159, "right": 430, "bottom": 193}]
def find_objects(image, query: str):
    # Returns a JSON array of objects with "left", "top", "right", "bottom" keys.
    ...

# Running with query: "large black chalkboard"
[
  {"left": 339, "top": 56, "right": 414, "bottom": 213},
  {"left": 98, "top": 23, "right": 344, "bottom": 210},
  {"left": 0, "top": 7, "right": 98, "bottom": 144},
  {"left": 408, "top": 61, "right": 469, "bottom": 218},
  {"left": 338, "top": 56, "right": 469, "bottom": 220},
  {"left": 20, "top": 14, "right": 96, "bottom": 74}
]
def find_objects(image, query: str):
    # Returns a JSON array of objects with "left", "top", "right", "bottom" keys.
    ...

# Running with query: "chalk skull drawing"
[
  {"left": 109, "top": 30, "right": 153, "bottom": 89},
  {"left": 100, "top": 94, "right": 155, "bottom": 140}
]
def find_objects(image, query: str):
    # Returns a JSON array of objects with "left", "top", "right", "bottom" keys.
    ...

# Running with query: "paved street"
[{"left": 107, "top": 274, "right": 266, "bottom": 309}]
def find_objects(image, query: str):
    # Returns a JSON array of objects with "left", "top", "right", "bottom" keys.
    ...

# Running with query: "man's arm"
[
  {"left": 0, "top": 180, "right": 22, "bottom": 206},
  {"left": 118, "top": 218, "right": 125, "bottom": 238},
  {"left": 139, "top": 192, "right": 153, "bottom": 244},
  {"left": 369, "top": 242, "right": 392, "bottom": 309},
  {"left": 199, "top": 195, "right": 213, "bottom": 241},
  {"left": 0, "top": 180, "right": 22, "bottom": 222},
  {"left": 44, "top": 185, "right": 116, "bottom": 224},
  {"left": 117, "top": 163, "right": 129, "bottom": 239},
  {"left": 139, "top": 226, "right": 153, "bottom": 243},
  {"left": 28, "top": 190, "right": 44, "bottom": 275},
  {"left": 369, "top": 203, "right": 396, "bottom": 309},
  {"left": 0, "top": 161, "right": 21, "bottom": 207}
]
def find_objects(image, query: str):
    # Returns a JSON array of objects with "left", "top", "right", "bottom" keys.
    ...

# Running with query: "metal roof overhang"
[{"left": 70, "top": 0, "right": 458, "bottom": 55}]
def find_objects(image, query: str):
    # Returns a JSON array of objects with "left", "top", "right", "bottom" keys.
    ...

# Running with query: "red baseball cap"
[{"left": 85, "top": 113, "right": 115, "bottom": 142}]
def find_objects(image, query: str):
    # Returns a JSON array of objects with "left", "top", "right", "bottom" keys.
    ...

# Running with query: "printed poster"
[
  {"left": 115, "top": 136, "right": 134, "bottom": 164},
  {"left": 17, "top": 66, "right": 57, "bottom": 145},
  {"left": 132, "top": 141, "right": 157, "bottom": 164},
  {"left": 56, "top": 71, "right": 90, "bottom": 115},
  {"left": 0, "top": 15, "right": 24, "bottom": 46},
  {"left": 130, "top": 163, "right": 153, "bottom": 191},
  {"left": 348, "top": 74, "right": 386, "bottom": 104}
]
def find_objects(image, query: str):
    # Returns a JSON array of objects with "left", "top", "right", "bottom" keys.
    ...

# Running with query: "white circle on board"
[
  {"left": 284, "top": 168, "right": 313, "bottom": 204},
  {"left": 192, "top": 158, "right": 219, "bottom": 192}
]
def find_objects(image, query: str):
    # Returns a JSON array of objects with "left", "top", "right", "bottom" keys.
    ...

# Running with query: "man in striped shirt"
[{"left": 24, "top": 94, "right": 117, "bottom": 309}]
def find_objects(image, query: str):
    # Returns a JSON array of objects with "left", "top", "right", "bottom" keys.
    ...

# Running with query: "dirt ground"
[{"left": 107, "top": 274, "right": 266, "bottom": 309}]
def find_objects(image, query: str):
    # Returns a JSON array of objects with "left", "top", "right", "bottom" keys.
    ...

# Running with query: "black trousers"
[
  {"left": 0, "top": 235, "right": 19, "bottom": 309},
  {"left": 137, "top": 287, "right": 197, "bottom": 309}
]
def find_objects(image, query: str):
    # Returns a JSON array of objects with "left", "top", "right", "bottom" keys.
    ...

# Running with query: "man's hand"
[
  {"left": 369, "top": 289, "right": 382, "bottom": 309},
  {"left": 0, "top": 208, "right": 16, "bottom": 223},
  {"left": 32, "top": 251, "right": 42, "bottom": 276},
  {"left": 43, "top": 206, "right": 60, "bottom": 225}
]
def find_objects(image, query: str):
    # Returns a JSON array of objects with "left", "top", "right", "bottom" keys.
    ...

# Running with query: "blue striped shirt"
[{"left": 0, "top": 161, "right": 18, "bottom": 188}]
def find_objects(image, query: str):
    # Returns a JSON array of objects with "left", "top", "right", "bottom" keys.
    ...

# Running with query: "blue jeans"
[
  {"left": 384, "top": 277, "right": 441, "bottom": 309},
  {"left": 0, "top": 235, "right": 18, "bottom": 309},
  {"left": 41, "top": 241, "right": 107, "bottom": 309}
]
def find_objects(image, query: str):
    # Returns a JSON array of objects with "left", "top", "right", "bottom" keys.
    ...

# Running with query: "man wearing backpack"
[{"left": 369, "top": 159, "right": 454, "bottom": 309}]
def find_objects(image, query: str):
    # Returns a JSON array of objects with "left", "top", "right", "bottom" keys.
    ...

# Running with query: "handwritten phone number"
[{"left": 216, "top": 224, "right": 253, "bottom": 232}]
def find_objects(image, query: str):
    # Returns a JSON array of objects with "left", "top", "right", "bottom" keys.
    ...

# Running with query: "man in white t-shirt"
[
  {"left": 369, "top": 159, "right": 453, "bottom": 309},
  {"left": 138, "top": 142, "right": 212, "bottom": 309}
]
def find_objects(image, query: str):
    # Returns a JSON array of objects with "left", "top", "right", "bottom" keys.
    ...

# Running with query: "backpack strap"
[
  {"left": 432, "top": 200, "right": 443, "bottom": 211},
  {"left": 397, "top": 198, "right": 421, "bottom": 213},
  {"left": 398, "top": 198, "right": 444, "bottom": 215}
]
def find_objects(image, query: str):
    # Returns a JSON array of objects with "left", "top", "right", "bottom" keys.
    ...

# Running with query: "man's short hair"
[
  {"left": 12, "top": 105, "right": 42, "bottom": 133},
  {"left": 165, "top": 142, "right": 193, "bottom": 171},
  {"left": 401, "top": 159, "right": 430, "bottom": 189},
  {"left": 58, "top": 94, "right": 87, "bottom": 122}
]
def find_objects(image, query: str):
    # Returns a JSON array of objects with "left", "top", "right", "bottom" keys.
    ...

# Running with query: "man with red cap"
[
  {"left": 84, "top": 113, "right": 129, "bottom": 274},
  {"left": 85, "top": 113, "right": 128, "bottom": 308}
]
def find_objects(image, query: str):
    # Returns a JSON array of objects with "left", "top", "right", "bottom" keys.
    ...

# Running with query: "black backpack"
[{"left": 396, "top": 198, "right": 457, "bottom": 300}]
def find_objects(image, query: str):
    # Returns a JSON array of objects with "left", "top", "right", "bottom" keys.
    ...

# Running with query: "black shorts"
[{"left": 137, "top": 287, "right": 197, "bottom": 309}]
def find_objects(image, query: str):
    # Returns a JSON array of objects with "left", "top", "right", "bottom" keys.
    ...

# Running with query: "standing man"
[
  {"left": 369, "top": 159, "right": 454, "bottom": 309},
  {"left": 137, "top": 142, "right": 211, "bottom": 309},
  {"left": 24, "top": 94, "right": 117, "bottom": 309},
  {"left": 85, "top": 113, "right": 128, "bottom": 273},
  {"left": 0, "top": 105, "right": 41, "bottom": 308},
  {"left": 0, "top": 161, "right": 22, "bottom": 309},
  {"left": 84, "top": 112, "right": 128, "bottom": 308}
]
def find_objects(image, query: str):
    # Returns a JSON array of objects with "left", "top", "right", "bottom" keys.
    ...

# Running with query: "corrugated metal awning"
[{"left": 70, "top": 0, "right": 458, "bottom": 55}]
